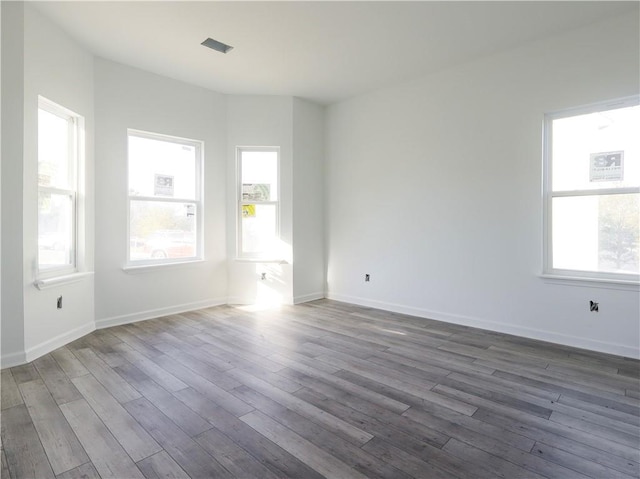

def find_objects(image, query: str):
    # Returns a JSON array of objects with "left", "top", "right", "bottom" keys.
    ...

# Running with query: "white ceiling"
[{"left": 33, "top": 1, "right": 638, "bottom": 105}]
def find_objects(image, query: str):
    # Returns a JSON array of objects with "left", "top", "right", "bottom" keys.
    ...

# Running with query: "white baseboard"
[
  {"left": 327, "top": 292, "right": 640, "bottom": 359},
  {"left": 1, "top": 350, "right": 27, "bottom": 369},
  {"left": 294, "top": 292, "right": 325, "bottom": 304},
  {"left": 96, "top": 298, "right": 227, "bottom": 329},
  {"left": 3, "top": 321, "right": 97, "bottom": 368}
]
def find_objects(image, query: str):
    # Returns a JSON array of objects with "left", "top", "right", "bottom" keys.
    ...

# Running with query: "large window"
[
  {"left": 237, "top": 147, "right": 279, "bottom": 259},
  {"left": 544, "top": 97, "right": 639, "bottom": 282},
  {"left": 38, "top": 97, "right": 82, "bottom": 275},
  {"left": 128, "top": 130, "right": 202, "bottom": 265}
]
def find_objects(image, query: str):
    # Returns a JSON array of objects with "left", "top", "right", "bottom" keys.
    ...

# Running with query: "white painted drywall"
[
  {"left": 20, "top": 4, "right": 96, "bottom": 361},
  {"left": 325, "top": 14, "right": 640, "bottom": 358},
  {"left": 94, "top": 59, "right": 228, "bottom": 326},
  {"left": 1, "top": 1, "right": 26, "bottom": 367},
  {"left": 292, "top": 98, "right": 326, "bottom": 303},
  {"left": 226, "top": 95, "right": 295, "bottom": 304}
]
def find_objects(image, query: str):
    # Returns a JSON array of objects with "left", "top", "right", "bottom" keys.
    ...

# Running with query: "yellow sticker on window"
[{"left": 242, "top": 204, "right": 256, "bottom": 218}]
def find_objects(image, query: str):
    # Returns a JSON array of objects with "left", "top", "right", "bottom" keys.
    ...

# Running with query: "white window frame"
[
  {"left": 543, "top": 96, "right": 640, "bottom": 285},
  {"left": 236, "top": 146, "right": 280, "bottom": 260},
  {"left": 37, "top": 96, "right": 82, "bottom": 278},
  {"left": 126, "top": 129, "right": 204, "bottom": 267}
]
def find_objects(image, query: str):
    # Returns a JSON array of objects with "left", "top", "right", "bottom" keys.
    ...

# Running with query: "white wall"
[
  {"left": 1, "top": 4, "right": 95, "bottom": 367},
  {"left": 292, "top": 98, "right": 325, "bottom": 303},
  {"left": 22, "top": 4, "right": 96, "bottom": 360},
  {"left": 326, "top": 13, "right": 640, "bottom": 358},
  {"left": 226, "top": 95, "right": 295, "bottom": 304},
  {"left": 94, "top": 59, "right": 227, "bottom": 327},
  {"left": 1, "top": 1, "right": 25, "bottom": 366}
]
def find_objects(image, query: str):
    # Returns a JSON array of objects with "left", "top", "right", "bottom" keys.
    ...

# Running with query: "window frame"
[
  {"left": 236, "top": 146, "right": 281, "bottom": 260},
  {"left": 37, "top": 96, "right": 82, "bottom": 278},
  {"left": 543, "top": 95, "right": 640, "bottom": 284},
  {"left": 126, "top": 129, "right": 204, "bottom": 267}
]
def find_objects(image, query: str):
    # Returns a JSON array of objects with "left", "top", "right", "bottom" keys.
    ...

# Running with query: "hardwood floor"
[{"left": 1, "top": 299, "right": 639, "bottom": 478}]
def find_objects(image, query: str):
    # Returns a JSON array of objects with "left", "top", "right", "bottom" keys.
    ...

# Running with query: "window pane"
[
  {"left": 38, "top": 108, "right": 71, "bottom": 189},
  {"left": 552, "top": 104, "right": 639, "bottom": 191},
  {"left": 552, "top": 194, "right": 639, "bottom": 274},
  {"left": 38, "top": 192, "right": 73, "bottom": 269},
  {"left": 128, "top": 135, "right": 197, "bottom": 199},
  {"left": 241, "top": 150, "right": 278, "bottom": 201},
  {"left": 130, "top": 200, "right": 197, "bottom": 260},
  {"left": 241, "top": 204, "right": 277, "bottom": 255}
]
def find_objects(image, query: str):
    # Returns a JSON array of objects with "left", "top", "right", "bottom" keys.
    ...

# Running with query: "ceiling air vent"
[{"left": 201, "top": 37, "right": 233, "bottom": 54}]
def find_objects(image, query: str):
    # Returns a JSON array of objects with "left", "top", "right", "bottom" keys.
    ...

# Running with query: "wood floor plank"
[
  {"left": 532, "top": 442, "right": 638, "bottom": 479},
  {"left": 194, "top": 426, "right": 283, "bottom": 479},
  {"left": 113, "top": 343, "right": 188, "bottom": 392},
  {"left": 59, "top": 399, "right": 145, "bottom": 479},
  {"left": 10, "top": 363, "right": 40, "bottom": 384},
  {"left": 55, "top": 462, "right": 101, "bottom": 479},
  {"left": 136, "top": 451, "right": 190, "bottom": 479},
  {"left": 114, "top": 363, "right": 212, "bottom": 437},
  {"left": 473, "top": 407, "right": 640, "bottom": 477},
  {"left": 227, "top": 367, "right": 374, "bottom": 445},
  {"left": 123, "top": 397, "right": 233, "bottom": 479},
  {"left": 1, "top": 370, "right": 23, "bottom": 410},
  {"left": 18, "top": 380, "right": 89, "bottom": 475},
  {"left": 442, "top": 438, "right": 562, "bottom": 479},
  {"left": 361, "top": 437, "right": 458, "bottom": 479},
  {"left": 50, "top": 348, "right": 89, "bottom": 379},
  {"left": 174, "top": 387, "right": 325, "bottom": 479},
  {"left": 1, "top": 405, "right": 55, "bottom": 479},
  {"left": 232, "top": 384, "right": 413, "bottom": 479},
  {"left": 71, "top": 374, "right": 162, "bottom": 461},
  {"left": 73, "top": 348, "right": 141, "bottom": 403},
  {"left": 240, "top": 410, "right": 368, "bottom": 479},
  {"left": 33, "top": 355, "right": 83, "bottom": 405}
]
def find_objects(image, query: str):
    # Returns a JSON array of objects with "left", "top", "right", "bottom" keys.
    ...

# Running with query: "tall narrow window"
[
  {"left": 544, "top": 97, "right": 639, "bottom": 282},
  {"left": 38, "top": 97, "right": 82, "bottom": 275},
  {"left": 127, "top": 130, "right": 202, "bottom": 265},
  {"left": 237, "top": 147, "right": 279, "bottom": 259}
]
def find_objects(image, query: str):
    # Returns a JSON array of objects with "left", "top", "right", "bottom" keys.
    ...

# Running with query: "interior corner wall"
[
  {"left": 94, "top": 59, "right": 227, "bottom": 328},
  {"left": 226, "top": 95, "right": 294, "bottom": 304},
  {"left": 1, "top": 1, "right": 26, "bottom": 367},
  {"left": 325, "top": 13, "right": 640, "bottom": 358},
  {"left": 292, "top": 98, "right": 326, "bottom": 303},
  {"left": 20, "top": 4, "right": 96, "bottom": 362}
]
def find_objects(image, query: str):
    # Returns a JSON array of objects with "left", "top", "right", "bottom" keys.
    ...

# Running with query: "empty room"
[{"left": 1, "top": 1, "right": 639, "bottom": 478}]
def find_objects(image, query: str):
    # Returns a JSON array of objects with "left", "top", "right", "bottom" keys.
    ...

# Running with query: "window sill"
[
  {"left": 234, "top": 258, "right": 289, "bottom": 264},
  {"left": 123, "top": 259, "right": 204, "bottom": 274},
  {"left": 34, "top": 272, "right": 94, "bottom": 290},
  {"left": 540, "top": 274, "right": 639, "bottom": 291}
]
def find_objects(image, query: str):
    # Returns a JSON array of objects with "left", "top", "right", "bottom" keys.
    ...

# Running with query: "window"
[
  {"left": 237, "top": 147, "right": 279, "bottom": 259},
  {"left": 38, "top": 97, "right": 83, "bottom": 275},
  {"left": 544, "top": 97, "right": 639, "bottom": 282},
  {"left": 128, "top": 130, "right": 202, "bottom": 265}
]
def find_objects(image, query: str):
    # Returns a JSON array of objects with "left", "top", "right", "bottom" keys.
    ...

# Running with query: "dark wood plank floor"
[{"left": 2, "top": 299, "right": 639, "bottom": 478}]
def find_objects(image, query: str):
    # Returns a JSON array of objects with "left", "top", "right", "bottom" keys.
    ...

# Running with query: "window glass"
[{"left": 127, "top": 131, "right": 202, "bottom": 264}]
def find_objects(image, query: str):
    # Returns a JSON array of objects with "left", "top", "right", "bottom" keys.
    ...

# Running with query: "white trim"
[
  {"left": 326, "top": 292, "right": 640, "bottom": 359},
  {"left": 24, "top": 322, "right": 96, "bottom": 364},
  {"left": 1, "top": 350, "right": 27, "bottom": 369},
  {"left": 543, "top": 95, "right": 640, "bottom": 283},
  {"left": 126, "top": 129, "right": 204, "bottom": 268},
  {"left": 294, "top": 292, "right": 325, "bottom": 304},
  {"left": 34, "top": 271, "right": 93, "bottom": 290},
  {"left": 122, "top": 259, "right": 205, "bottom": 274},
  {"left": 95, "top": 298, "right": 226, "bottom": 329},
  {"left": 540, "top": 274, "right": 639, "bottom": 291}
]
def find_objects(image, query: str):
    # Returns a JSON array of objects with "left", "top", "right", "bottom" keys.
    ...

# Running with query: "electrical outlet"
[
  {"left": 261, "top": 272, "right": 267, "bottom": 280},
  {"left": 590, "top": 300, "right": 599, "bottom": 312},
  {"left": 365, "top": 274, "right": 370, "bottom": 282},
  {"left": 57, "top": 296, "right": 63, "bottom": 309}
]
